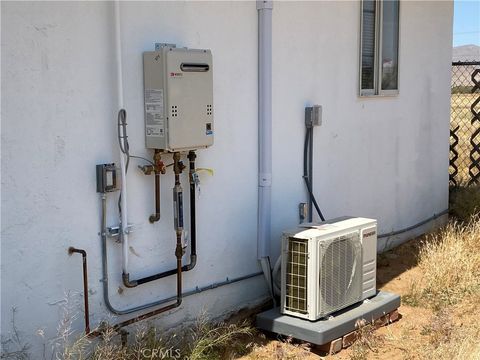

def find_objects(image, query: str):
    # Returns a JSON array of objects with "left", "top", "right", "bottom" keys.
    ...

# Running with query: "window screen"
[{"left": 361, "top": 0, "right": 376, "bottom": 91}]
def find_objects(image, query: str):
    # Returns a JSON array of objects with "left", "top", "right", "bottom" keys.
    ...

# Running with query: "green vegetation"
[
  {"left": 451, "top": 85, "right": 475, "bottom": 94},
  {"left": 449, "top": 185, "right": 480, "bottom": 222}
]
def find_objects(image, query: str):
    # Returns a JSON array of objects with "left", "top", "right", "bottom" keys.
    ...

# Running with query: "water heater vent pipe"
[
  {"left": 114, "top": 0, "right": 130, "bottom": 276},
  {"left": 257, "top": 0, "right": 274, "bottom": 295}
]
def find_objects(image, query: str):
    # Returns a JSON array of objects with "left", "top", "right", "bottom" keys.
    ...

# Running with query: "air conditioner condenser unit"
[{"left": 280, "top": 217, "right": 377, "bottom": 321}]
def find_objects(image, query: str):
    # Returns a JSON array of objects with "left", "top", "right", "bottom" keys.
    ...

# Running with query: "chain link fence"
[{"left": 449, "top": 61, "right": 480, "bottom": 187}]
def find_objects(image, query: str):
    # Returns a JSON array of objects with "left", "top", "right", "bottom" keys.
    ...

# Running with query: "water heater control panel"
[{"left": 143, "top": 45, "right": 213, "bottom": 152}]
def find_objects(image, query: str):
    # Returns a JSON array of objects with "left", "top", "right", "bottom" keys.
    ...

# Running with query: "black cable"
[
  {"left": 308, "top": 126, "right": 313, "bottom": 221},
  {"left": 303, "top": 128, "right": 326, "bottom": 222}
]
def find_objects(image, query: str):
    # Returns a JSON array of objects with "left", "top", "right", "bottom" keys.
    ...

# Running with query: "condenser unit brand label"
[{"left": 145, "top": 89, "right": 165, "bottom": 137}]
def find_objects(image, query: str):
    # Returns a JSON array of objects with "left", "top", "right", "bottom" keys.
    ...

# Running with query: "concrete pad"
[{"left": 256, "top": 291, "right": 401, "bottom": 345}]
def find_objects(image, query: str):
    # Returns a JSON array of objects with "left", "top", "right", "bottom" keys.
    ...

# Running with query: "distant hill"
[{"left": 453, "top": 44, "right": 480, "bottom": 62}]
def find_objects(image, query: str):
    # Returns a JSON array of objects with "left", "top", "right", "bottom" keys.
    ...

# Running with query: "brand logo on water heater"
[{"left": 170, "top": 72, "right": 182, "bottom": 77}]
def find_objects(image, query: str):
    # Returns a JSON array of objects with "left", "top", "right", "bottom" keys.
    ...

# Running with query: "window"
[{"left": 360, "top": 0, "right": 399, "bottom": 96}]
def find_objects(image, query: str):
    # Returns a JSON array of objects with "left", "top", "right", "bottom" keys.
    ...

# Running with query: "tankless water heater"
[{"left": 143, "top": 45, "right": 214, "bottom": 152}]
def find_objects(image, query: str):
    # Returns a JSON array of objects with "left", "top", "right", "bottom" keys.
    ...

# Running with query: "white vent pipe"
[
  {"left": 114, "top": 0, "right": 130, "bottom": 276},
  {"left": 257, "top": 0, "right": 273, "bottom": 293}
]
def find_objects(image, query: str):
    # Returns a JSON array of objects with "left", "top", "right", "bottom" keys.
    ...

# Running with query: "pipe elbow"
[
  {"left": 149, "top": 213, "right": 161, "bottom": 223},
  {"left": 122, "top": 272, "right": 138, "bottom": 288},
  {"left": 185, "top": 255, "right": 197, "bottom": 271},
  {"left": 68, "top": 247, "right": 86, "bottom": 257}
]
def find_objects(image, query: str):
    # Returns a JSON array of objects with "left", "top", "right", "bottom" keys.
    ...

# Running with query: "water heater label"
[
  {"left": 145, "top": 88, "right": 163, "bottom": 105},
  {"left": 145, "top": 89, "right": 164, "bottom": 125},
  {"left": 146, "top": 125, "right": 164, "bottom": 137}
]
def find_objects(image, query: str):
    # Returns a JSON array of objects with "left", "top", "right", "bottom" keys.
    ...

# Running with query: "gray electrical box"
[
  {"left": 143, "top": 45, "right": 214, "bottom": 152},
  {"left": 305, "top": 105, "right": 322, "bottom": 128}
]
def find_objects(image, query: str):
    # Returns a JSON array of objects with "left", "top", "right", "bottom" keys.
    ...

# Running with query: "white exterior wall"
[{"left": 1, "top": 1, "right": 452, "bottom": 356}]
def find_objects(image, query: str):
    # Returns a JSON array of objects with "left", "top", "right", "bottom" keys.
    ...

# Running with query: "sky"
[{"left": 453, "top": 0, "right": 480, "bottom": 47}]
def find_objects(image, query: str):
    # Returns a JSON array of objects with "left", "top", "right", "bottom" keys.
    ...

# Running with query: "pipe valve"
[{"left": 153, "top": 151, "right": 166, "bottom": 174}]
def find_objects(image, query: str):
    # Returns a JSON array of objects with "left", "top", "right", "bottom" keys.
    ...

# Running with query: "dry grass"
[
  {"left": 54, "top": 312, "right": 255, "bottom": 360},
  {"left": 390, "top": 215, "right": 480, "bottom": 360},
  {"left": 0, "top": 308, "right": 30, "bottom": 360},
  {"left": 186, "top": 315, "right": 255, "bottom": 360},
  {"left": 414, "top": 308, "right": 480, "bottom": 360},
  {"left": 403, "top": 217, "right": 480, "bottom": 311}
]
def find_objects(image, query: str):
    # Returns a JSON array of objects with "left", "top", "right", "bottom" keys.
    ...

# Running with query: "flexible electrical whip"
[{"left": 303, "top": 127, "right": 326, "bottom": 221}]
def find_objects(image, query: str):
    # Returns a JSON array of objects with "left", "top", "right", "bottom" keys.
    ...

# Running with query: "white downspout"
[
  {"left": 257, "top": 0, "right": 273, "bottom": 295},
  {"left": 114, "top": 0, "right": 130, "bottom": 277}
]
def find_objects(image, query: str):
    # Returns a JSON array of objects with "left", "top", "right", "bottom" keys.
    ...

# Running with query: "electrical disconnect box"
[
  {"left": 143, "top": 45, "right": 214, "bottom": 152},
  {"left": 96, "top": 163, "right": 119, "bottom": 193}
]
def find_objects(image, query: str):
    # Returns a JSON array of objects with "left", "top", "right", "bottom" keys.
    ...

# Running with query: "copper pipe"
[
  {"left": 149, "top": 149, "right": 164, "bottom": 223},
  {"left": 149, "top": 172, "right": 161, "bottom": 223},
  {"left": 68, "top": 247, "right": 90, "bottom": 334}
]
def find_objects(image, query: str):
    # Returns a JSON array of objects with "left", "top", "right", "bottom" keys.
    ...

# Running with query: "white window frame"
[{"left": 359, "top": 0, "right": 400, "bottom": 97}]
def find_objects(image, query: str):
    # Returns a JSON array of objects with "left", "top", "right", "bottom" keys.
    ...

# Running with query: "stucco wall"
[{"left": 1, "top": 1, "right": 452, "bottom": 356}]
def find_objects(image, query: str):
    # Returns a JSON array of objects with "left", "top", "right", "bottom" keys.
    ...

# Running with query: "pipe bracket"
[
  {"left": 259, "top": 173, "right": 272, "bottom": 187},
  {"left": 256, "top": 0, "right": 273, "bottom": 10}
]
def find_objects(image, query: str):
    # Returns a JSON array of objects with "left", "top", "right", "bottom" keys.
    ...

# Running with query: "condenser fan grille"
[
  {"left": 318, "top": 232, "right": 362, "bottom": 317},
  {"left": 285, "top": 238, "right": 308, "bottom": 314}
]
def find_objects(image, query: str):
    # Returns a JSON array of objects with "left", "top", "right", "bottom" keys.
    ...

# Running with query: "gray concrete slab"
[{"left": 256, "top": 291, "right": 401, "bottom": 345}]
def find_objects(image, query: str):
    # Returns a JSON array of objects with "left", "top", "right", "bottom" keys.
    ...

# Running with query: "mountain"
[{"left": 453, "top": 44, "right": 480, "bottom": 62}]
